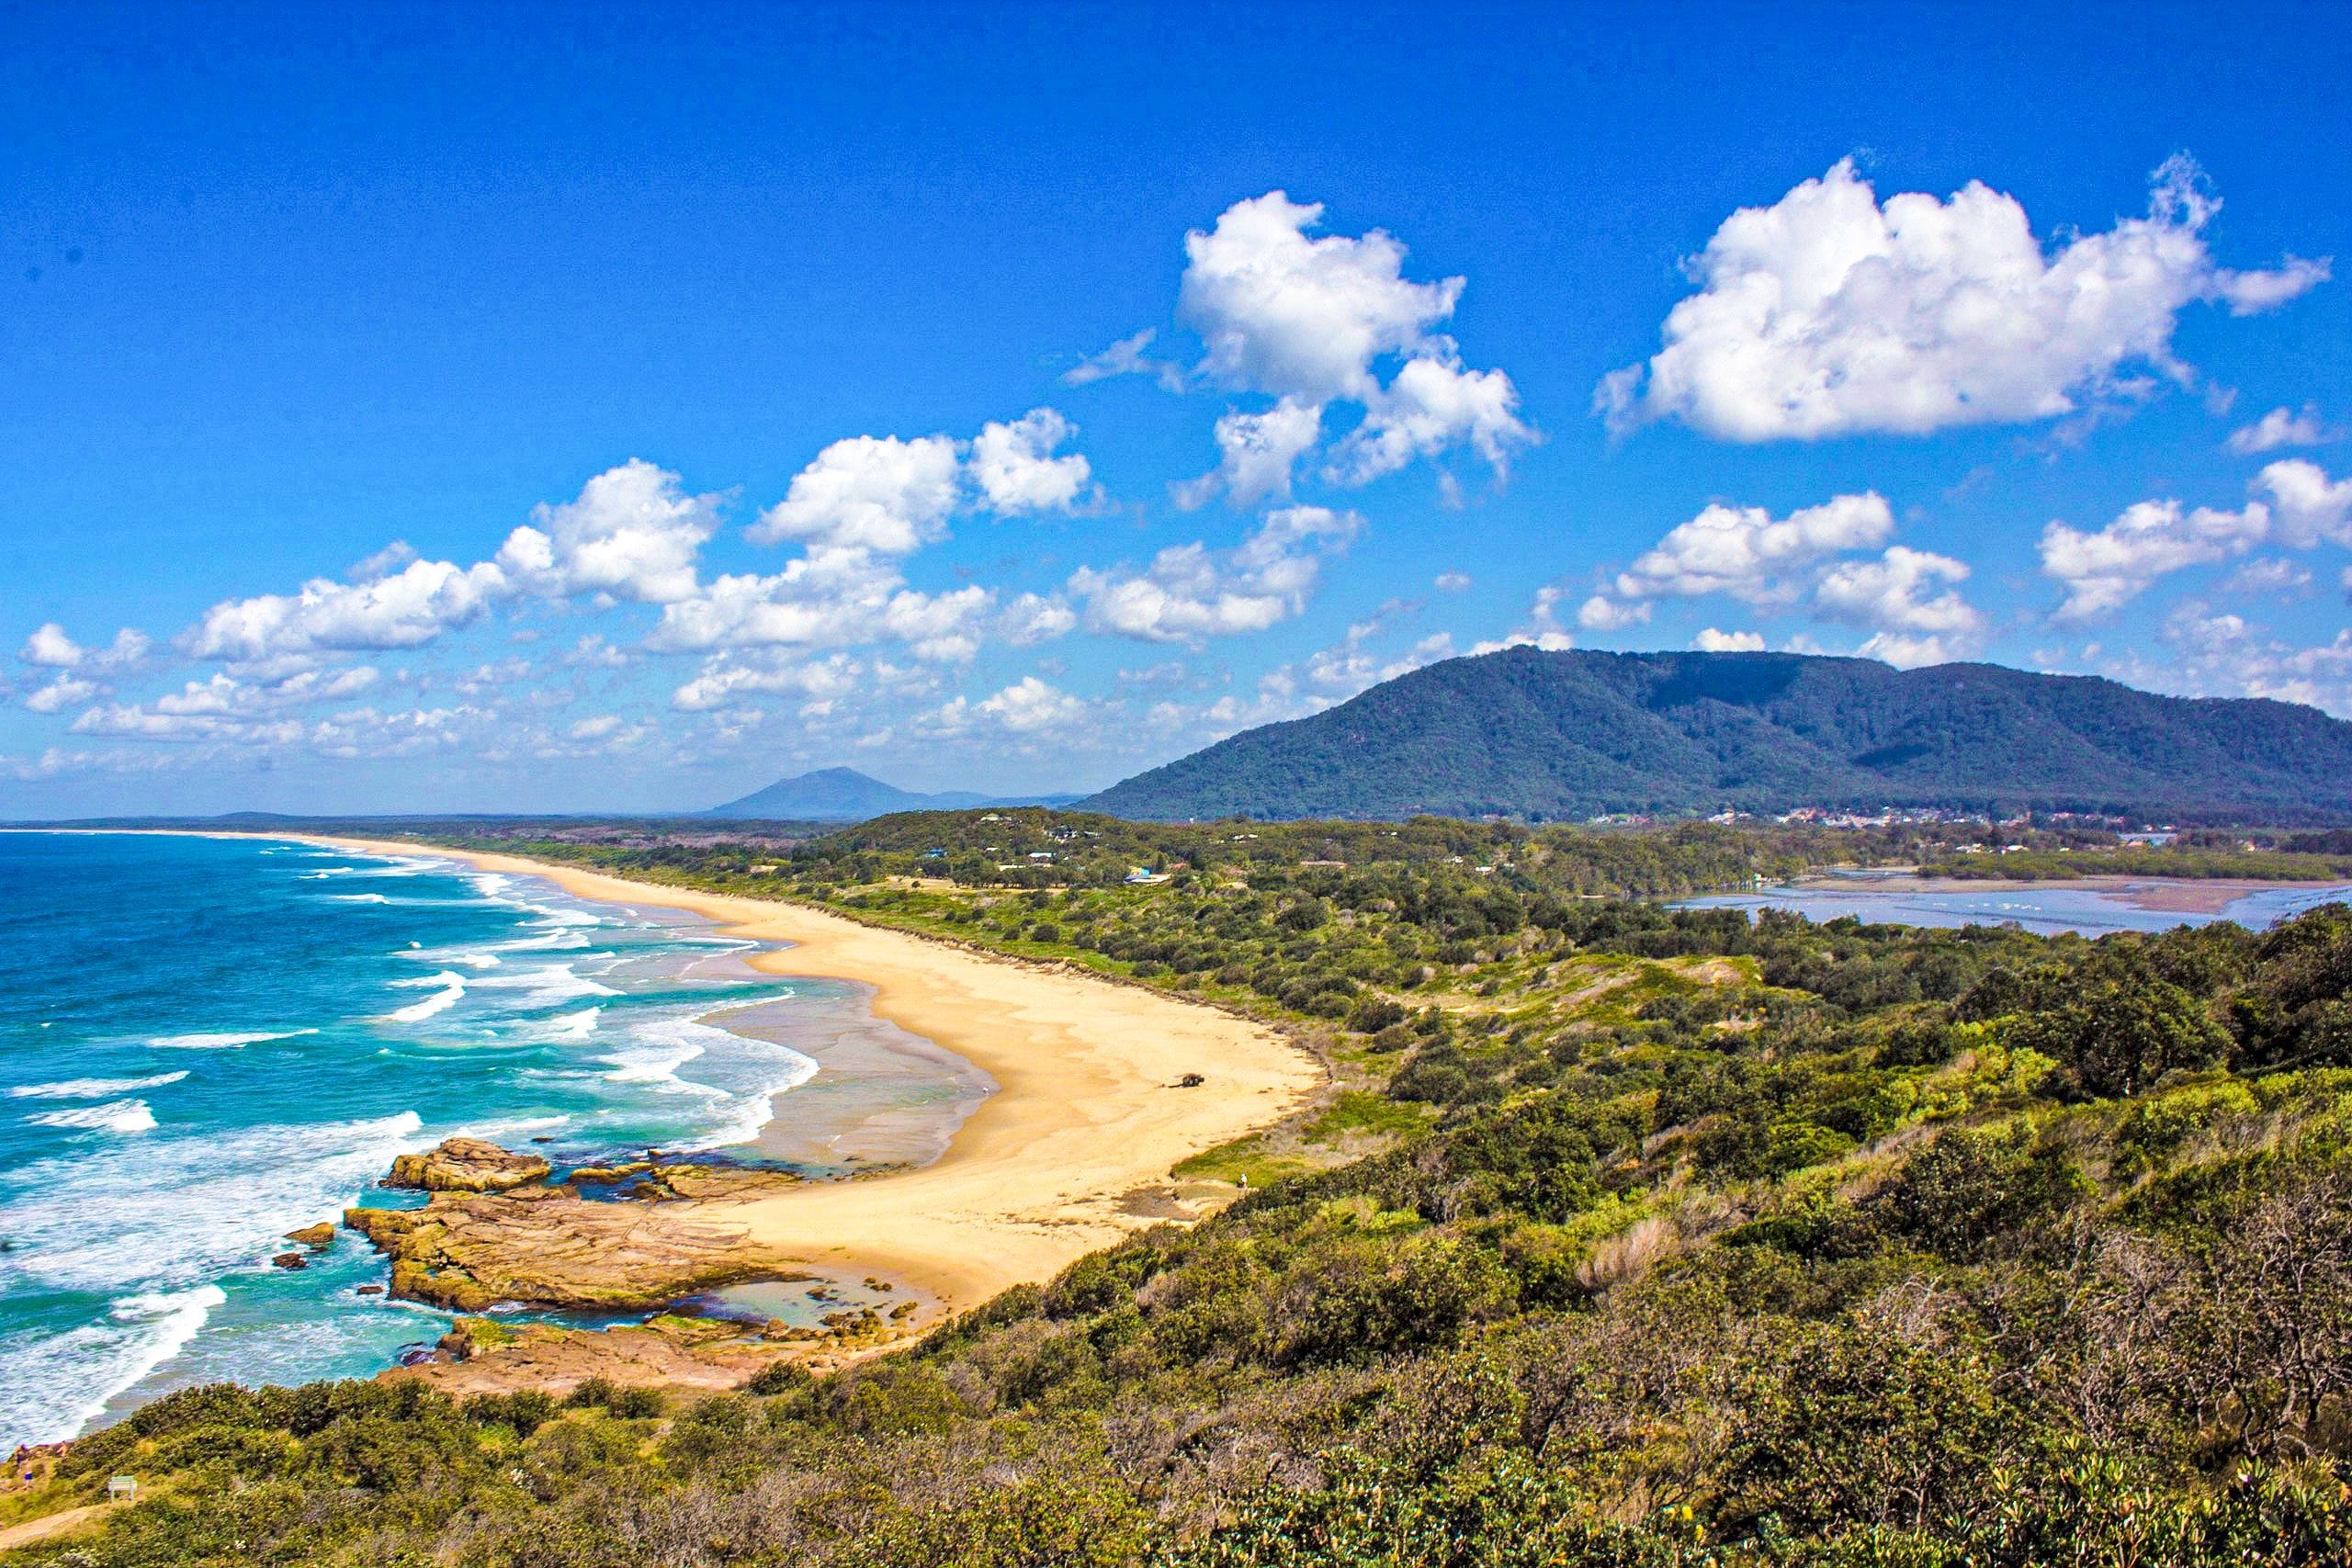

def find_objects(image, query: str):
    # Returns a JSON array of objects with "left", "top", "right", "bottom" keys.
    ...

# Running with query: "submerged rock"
[{"left": 385, "top": 1137, "right": 552, "bottom": 1194}]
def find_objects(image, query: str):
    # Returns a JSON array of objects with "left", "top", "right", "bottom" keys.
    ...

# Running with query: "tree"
[{"left": 2004, "top": 952, "right": 2227, "bottom": 1099}]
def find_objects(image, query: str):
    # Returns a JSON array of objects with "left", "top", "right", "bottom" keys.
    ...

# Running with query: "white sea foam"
[
  {"left": 384, "top": 970, "right": 468, "bottom": 1022},
  {"left": 150, "top": 1028, "right": 317, "bottom": 1050},
  {"left": 600, "top": 1036, "right": 707, "bottom": 1084},
  {"left": 306, "top": 859, "right": 431, "bottom": 879},
  {"left": 592, "top": 1013, "right": 820, "bottom": 1149},
  {"left": 11, "top": 1071, "right": 188, "bottom": 1100},
  {"left": 488, "top": 927, "right": 592, "bottom": 953},
  {"left": 468, "top": 964, "right": 618, "bottom": 1007},
  {"left": 456, "top": 1113, "right": 571, "bottom": 1142},
  {"left": 0, "top": 1284, "right": 228, "bottom": 1450},
  {"left": 0, "top": 1110, "right": 426, "bottom": 1298},
  {"left": 329, "top": 892, "right": 391, "bottom": 903},
  {"left": 26, "top": 1098, "right": 158, "bottom": 1134},
  {"left": 389, "top": 968, "right": 470, "bottom": 987},
  {"left": 544, "top": 1007, "right": 602, "bottom": 1040},
  {"left": 506, "top": 893, "right": 605, "bottom": 931}
]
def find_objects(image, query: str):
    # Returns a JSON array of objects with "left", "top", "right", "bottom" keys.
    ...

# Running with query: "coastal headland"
[{"left": 303, "top": 835, "right": 1325, "bottom": 1383}]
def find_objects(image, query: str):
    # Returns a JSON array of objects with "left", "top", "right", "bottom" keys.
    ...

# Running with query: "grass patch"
[{"left": 1302, "top": 1090, "right": 1430, "bottom": 1144}]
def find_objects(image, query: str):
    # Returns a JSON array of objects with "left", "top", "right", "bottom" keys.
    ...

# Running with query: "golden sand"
[{"left": 311, "top": 838, "right": 1322, "bottom": 1314}]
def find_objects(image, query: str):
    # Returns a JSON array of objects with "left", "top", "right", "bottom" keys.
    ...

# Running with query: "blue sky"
[{"left": 4, "top": 0, "right": 2348, "bottom": 816}]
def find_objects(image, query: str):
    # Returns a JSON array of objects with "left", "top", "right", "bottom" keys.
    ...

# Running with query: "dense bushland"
[{"left": 13, "top": 819, "right": 2352, "bottom": 1565}]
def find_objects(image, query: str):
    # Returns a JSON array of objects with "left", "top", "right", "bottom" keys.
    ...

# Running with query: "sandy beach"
[{"left": 303, "top": 837, "right": 1323, "bottom": 1317}]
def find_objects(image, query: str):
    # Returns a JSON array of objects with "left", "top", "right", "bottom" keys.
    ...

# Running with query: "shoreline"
[{"left": 274, "top": 834, "right": 1324, "bottom": 1318}]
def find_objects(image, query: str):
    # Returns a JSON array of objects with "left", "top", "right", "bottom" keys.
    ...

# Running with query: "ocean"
[{"left": 0, "top": 832, "right": 982, "bottom": 1450}]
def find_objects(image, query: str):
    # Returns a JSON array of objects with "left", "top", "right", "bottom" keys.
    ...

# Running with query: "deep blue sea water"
[
  {"left": 0, "top": 832, "right": 884, "bottom": 1449},
  {"left": 1675, "top": 874, "right": 2352, "bottom": 936}
]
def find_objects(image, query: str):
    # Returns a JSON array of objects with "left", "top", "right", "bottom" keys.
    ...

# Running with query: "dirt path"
[{"left": 0, "top": 1504, "right": 104, "bottom": 1551}]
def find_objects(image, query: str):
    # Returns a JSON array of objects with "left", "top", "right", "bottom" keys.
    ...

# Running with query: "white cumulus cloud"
[
  {"left": 2038, "top": 459, "right": 2352, "bottom": 619},
  {"left": 671, "top": 652, "right": 864, "bottom": 714},
  {"left": 1600, "top": 156, "right": 2329, "bottom": 441},
  {"left": 1691, "top": 627, "right": 1767, "bottom": 652},
  {"left": 1174, "top": 398, "right": 1326, "bottom": 508},
  {"left": 1326, "top": 352, "right": 1532, "bottom": 487},
  {"left": 2228, "top": 403, "right": 2341, "bottom": 455},
  {"left": 1577, "top": 595, "right": 1652, "bottom": 632},
  {"left": 749, "top": 434, "right": 961, "bottom": 555},
  {"left": 969, "top": 408, "right": 1094, "bottom": 514},
  {"left": 2254, "top": 458, "right": 2352, "bottom": 548},
  {"left": 494, "top": 459, "right": 722, "bottom": 604},
  {"left": 1815, "top": 546, "right": 1984, "bottom": 666},
  {"left": 185, "top": 557, "right": 510, "bottom": 660},
  {"left": 2039, "top": 498, "right": 2271, "bottom": 621},
  {"left": 1069, "top": 504, "right": 1363, "bottom": 643},
  {"left": 1603, "top": 492, "right": 1894, "bottom": 609},
  {"left": 23, "top": 674, "right": 99, "bottom": 714},
  {"left": 650, "top": 554, "right": 992, "bottom": 664},
  {"left": 1182, "top": 191, "right": 1461, "bottom": 404},
  {"left": 19, "top": 624, "right": 149, "bottom": 671},
  {"left": 1170, "top": 191, "right": 1529, "bottom": 503}
]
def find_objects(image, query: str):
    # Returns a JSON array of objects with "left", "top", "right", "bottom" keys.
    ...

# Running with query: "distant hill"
[
  {"left": 1081, "top": 648, "right": 2352, "bottom": 825},
  {"left": 707, "top": 767, "right": 1079, "bottom": 821}
]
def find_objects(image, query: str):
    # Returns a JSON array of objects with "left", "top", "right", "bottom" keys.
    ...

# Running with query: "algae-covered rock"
[
  {"left": 284, "top": 1223, "right": 335, "bottom": 1248},
  {"left": 385, "top": 1137, "right": 552, "bottom": 1193}
]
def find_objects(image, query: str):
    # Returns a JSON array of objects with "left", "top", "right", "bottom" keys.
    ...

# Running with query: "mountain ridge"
[
  {"left": 707, "top": 766, "right": 1078, "bottom": 821},
  {"left": 1080, "top": 648, "right": 2352, "bottom": 824}
]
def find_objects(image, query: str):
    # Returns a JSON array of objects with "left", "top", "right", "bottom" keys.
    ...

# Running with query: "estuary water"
[
  {"left": 1674, "top": 874, "right": 2352, "bottom": 937},
  {"left": 0, "top": 832, "right": 978, "bottom": 1450}
]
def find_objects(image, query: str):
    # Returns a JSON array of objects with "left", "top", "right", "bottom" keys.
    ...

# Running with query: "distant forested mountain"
[
  {"left": 708, "top": 767, "right": 1077, "bottom": 821},
  {"left": 1082, "top": 648, "right": 2352, "bottom": 824}
]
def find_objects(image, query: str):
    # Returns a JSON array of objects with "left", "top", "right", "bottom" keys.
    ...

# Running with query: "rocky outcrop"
[
  {"left": 385, "top": 1137, "right": 552, "bottom": 1193},
  {"left": 387, "top": 1297, "right": 927, "bottom": 1396},
  {"left": 344, "top": 1193, "right": 779, "bottom": 1313},
  {"left": 628, "top": 1163, "right": 808, "bottom": 1201},
  {"left": 284, "top": 1223, "right": 335, "bottom": 1248},
  {"left": 348, "top": 1140, "right": 821, "bottom": 1313},
  {"left": 389, "top": 1313, "right": 835, "bottom": 1397}
]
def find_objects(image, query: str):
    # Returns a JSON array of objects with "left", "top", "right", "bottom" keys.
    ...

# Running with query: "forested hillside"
[
  {"left": 8, "top": 816, "right": 2352, "bottom": 1565},
  {"left": 1083, "top": 648, "right": 2352, "bottom": 824}
]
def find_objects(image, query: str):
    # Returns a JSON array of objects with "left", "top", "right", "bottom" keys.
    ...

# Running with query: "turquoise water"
[
  {"left": 0, "top": 832, "right": 883, "bottom": 1449},
  {"left": 1675, "top": 874, "right": 2352, "bottom": 936}
]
